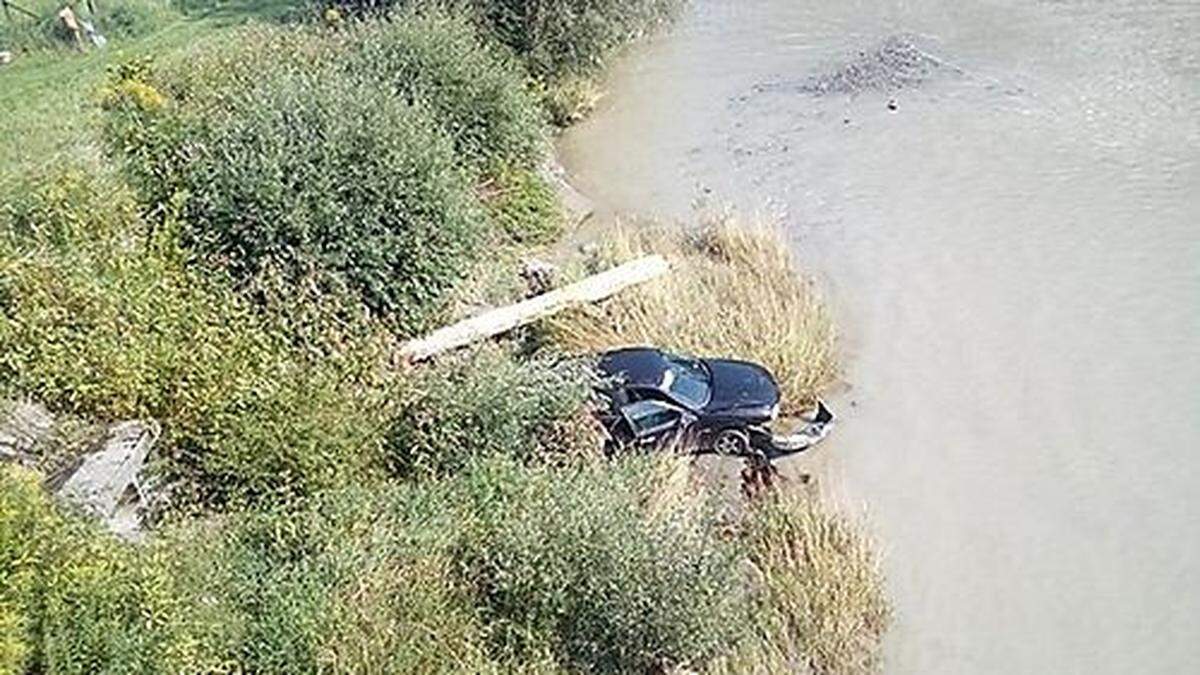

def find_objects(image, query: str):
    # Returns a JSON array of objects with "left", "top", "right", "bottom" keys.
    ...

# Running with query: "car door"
[{"left": 618, "top": 400, "right": 690, "bottom": 448}]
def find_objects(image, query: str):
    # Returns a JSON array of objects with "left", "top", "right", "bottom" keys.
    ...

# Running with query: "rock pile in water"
[{"left": 800, "top": 35, "right": 953, "bottom": 95}]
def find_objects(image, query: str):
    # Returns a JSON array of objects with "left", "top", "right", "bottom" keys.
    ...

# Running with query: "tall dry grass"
[
  {"left": 548, "top": 214, "right": 838, "bottom": 409},
  {"left": 711, "top": 492, "right": 891, "bottom": 675}
]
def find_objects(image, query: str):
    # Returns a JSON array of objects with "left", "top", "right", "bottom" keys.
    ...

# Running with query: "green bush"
[
  {"left": 210, "top": 486, "right": 496, "bottom": 673},
  {"left": 475, "top": 0, "right": 683, "bottom": 78},
  {"left": 0, "top": 465, "right": 485, "bottom": 673},
  {"left": 0, "top": 467, "right": 42, "bottom": 674},
  {"left": 0, "top": 170, "right": 274, "bottom": 421},
  {"left": 386, "top": 344, "right": 594, "bottom": 478},
  {"left": 341, "top": 11, "right": 546, "bottom": 168},
  {"left": 482, "top": 165, "right": 563, "bottom": 244},
  {"left": 0, "top": 465, "right": 236, "bottom": 674},
  {"left": 104, "top": 24, "right": 500, "bottom": 334},
  {"left": 3, "top": 456, "right": 757, "bottom": 673},
  {"left": 0, "top": 171, "right": 391, "bottom": 503},
  {"left": 325, "top": 1, "right": 681, "bottom": 80},
  {"left": 99, "top": 0, "right": 181, "bottom": 38},
  {"left": 458, "top": 457, "right": 748, "bottom": 672},
  {"left": 321, "top": 0, "right": 682, "bottom": 124}
]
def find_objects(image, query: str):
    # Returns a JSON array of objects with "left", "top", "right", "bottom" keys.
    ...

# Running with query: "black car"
[{"left": 594, "top": 347, "right": 833, "bottom": 458}]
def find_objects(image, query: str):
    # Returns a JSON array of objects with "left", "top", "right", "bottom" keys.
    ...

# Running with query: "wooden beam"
[{"left": 400, "top": 255, "right": 669, "bottom": 362}]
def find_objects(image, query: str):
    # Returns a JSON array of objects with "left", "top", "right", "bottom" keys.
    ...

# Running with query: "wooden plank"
[{"left": 400, "top": 255, "right": 669, "bottom": 362}]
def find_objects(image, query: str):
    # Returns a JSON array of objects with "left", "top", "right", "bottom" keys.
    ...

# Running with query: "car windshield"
[{"left": 661, "top": 355, "right": 712, "bottom": 409}]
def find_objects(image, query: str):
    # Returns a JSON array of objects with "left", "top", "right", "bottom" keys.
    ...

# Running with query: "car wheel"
[{"left": 713, "top": 428, "right": 750, "bottom": 456}]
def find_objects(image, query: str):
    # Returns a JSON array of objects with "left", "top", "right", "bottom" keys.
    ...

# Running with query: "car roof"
[{"left": 597, "top": 347, "right": 672, "bottom": 389}]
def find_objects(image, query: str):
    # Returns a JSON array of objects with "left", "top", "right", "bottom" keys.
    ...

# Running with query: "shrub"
[
  {"left": 0, "top": 467, "right": 42, "bottom": 674},
  {"left": 0, "top": 466, "right": 495, "bottom": 673},
  {"left": 216, "top": 486, "right": 497, "bottom": 673},
  {"left": 538, "top": 73, "right": 605, "bottom": 126},
  {"left": 177, "top": 359, "right": 391, "bottom": 504},
  {"left": 324, "top": 0, "right": 682, "bottom": 80},
  {"left": 457, "top": 457, "right": 748, "bottom": 673},
  {"left": 0, "top": 465, "right": 236, "bottom": 674},
  {"left": 104, "top": 21, "right": 530, "bottom": 333},
  {"left": 98, "top": 0, "right": 180, "bottom": 39},
  {"left": 341, "top": 11, "right": 546, "bottom": 168},
  {"left": 716, "top": 492, "right": 891, "bottom": 675},
  {"left": 385, "top": 344, "right": 595, "bottom": 478},
  {"left": 472, "top": 0, "right": 683, "bottom": 79},
  {"left": 481, "top": 165, "right": 563, "bottom": 244},
  {"left": 548, "top": 215, "right": 839, "bottom": 410},
  {"left": 0, "top": 170, "right": 391, "bottom": 503},
  {"left": 199, "top": 75, "right": 472, "bottom": 332},
  {"left": 6, "top": 457, "right": 887, "bottom": 674},
  {"left": 0, "top": 170, "right": 275, "bottom": 421}
]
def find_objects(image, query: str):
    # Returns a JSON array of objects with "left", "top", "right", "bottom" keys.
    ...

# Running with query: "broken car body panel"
[{"left": 766, "top": 400, "right": 835, "bottom": 456}]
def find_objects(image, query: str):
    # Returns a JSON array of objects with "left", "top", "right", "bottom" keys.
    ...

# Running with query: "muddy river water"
[{"left": 558, "top": 1, "right": 1200, "bottom": 672}]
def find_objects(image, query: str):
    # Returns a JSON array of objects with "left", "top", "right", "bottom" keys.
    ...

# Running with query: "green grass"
[{"left": 0, "top": 1, "right": 305, "bottom": 187}]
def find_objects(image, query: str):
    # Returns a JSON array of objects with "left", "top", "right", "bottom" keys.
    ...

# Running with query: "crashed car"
[{"left": 594, "top": 347, "right": 834, "bottom": 458}]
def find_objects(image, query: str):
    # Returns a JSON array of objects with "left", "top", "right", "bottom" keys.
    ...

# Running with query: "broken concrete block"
[
  {"left": 54, "top": 420, "right": 158, "bottom": 525},
  {"left": 0, "top": 401, "right": 54, "bottom": 463}
]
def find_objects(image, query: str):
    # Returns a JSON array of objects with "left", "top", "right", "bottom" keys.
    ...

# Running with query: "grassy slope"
[
  {"left": 2, "top": 5, "right": 891, "bottom": 672},
  {"left": 0, "top": 1, "right": 301, "bottom": 185}
]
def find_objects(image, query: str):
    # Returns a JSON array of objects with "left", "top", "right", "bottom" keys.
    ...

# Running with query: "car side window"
[
  {"left": 620, "top": 400, "right": 683, "bottom": 437},
  {"left": 641, "top": 409, "right": 679, "bottom": 430}
]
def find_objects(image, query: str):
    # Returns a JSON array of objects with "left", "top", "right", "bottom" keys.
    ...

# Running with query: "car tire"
[{"left": 713, "top": 428, "right": 751, "bottom": 456}]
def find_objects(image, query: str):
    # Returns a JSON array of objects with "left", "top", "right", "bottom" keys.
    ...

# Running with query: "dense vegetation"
[
  {"left": 1, "top": 1, "right": 889, "bottom": 672},
  {"left": 102, "top": 12, "right": 547, "bottom": 332},
  {"left": 1, "top": 458, "right": 753, "bottom": 673}
]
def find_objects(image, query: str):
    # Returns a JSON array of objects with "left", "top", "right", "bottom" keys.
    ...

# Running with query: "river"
[{"left": 557, "top": 0, "right": 1200, "bottom": 672}]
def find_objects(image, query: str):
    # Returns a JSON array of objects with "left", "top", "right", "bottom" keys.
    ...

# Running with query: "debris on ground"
[
  {"left": 0, "top": 50, "right": 13, "bottom": 66},
  {"left": 57, "top": 5, "right": 84, "bottom": 50},
  {"left": 400, "top": 255, "right": 668, "bottom": 361},
  {"left": 2, "top": 401, "right": 159, "bottom": 539},
  {"left": 81, "top": 19, "right": 106, "bottom": 48},
  {"left": 0, "top": 400, "right": 54, "bottom": 463},
  {"left": 520, "top": 258, "right": 559, "bottom": 296},
  {"left": 50, "top": 420, "right": 158, "bottom": 538}
]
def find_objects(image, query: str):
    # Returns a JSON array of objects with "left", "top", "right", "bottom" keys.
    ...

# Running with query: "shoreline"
[{"left": 550, "top": 0, "right": 1200, "bottom": 671}]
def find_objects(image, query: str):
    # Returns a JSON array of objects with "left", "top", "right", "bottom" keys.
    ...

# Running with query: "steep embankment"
[{"left": 2, "top": 2, "right": 889, "bottom": 672}]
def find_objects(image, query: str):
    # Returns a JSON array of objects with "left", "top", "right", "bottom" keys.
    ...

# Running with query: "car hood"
[{"left": 702, "top": 359, "right": 781, "bottom": 413}]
